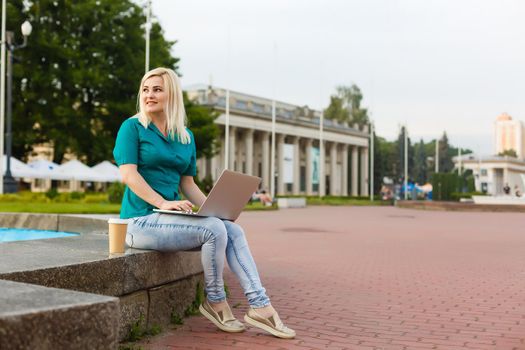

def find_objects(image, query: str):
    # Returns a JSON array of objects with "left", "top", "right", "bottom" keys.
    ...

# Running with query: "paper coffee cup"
[{"left": 108, "top": 218, "right": 128, "bottom": 254}]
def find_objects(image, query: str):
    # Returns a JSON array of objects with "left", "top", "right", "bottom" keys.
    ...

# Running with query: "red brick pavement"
[{"left": 137, "top": 206, "right": 525, "bottom": 350}]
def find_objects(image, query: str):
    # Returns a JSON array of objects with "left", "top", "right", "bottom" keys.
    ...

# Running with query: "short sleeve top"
[{"left": 113, "top": 116, "right": 197, "bottom": 219}]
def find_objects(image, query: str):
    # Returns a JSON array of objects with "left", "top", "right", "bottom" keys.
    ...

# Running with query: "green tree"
[
  {"left": 184, "top": 92, "right": 220, "bottom": 159},
  {"left": 324, "top": 84, "right": 369, "bottom": 127},
  {"left": 498, "top": 149, "right": 518, "bottom": 158},
  {"left": 372, "top": 133, "right": 395, "bottom": 194},
  {"left": 413, "top": 139, "right": 427, "bottom": 184},
  {"left": 8, "top": 0, "right": 202, "bottom": 165},
  {"left": 438, "top": 132, "right": 454, "bottom": 173},
  {"left": 396, "top": 126, "right": 414, "bottom": 182}
]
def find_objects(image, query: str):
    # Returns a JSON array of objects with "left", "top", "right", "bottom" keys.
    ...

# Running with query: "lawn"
[
  {"left": 0, "top": 192, "right": 388, "bottom": 214},
  {"left": 0, "top": 191, "right": 277, "bottom": 214}
]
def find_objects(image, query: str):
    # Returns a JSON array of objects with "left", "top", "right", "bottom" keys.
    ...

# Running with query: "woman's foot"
[
  {"left": 199, "top": 299, "right": 245, "bottom": 333},
  {"left": 244, "top": 307, "right": 296, "bottom": 339}
]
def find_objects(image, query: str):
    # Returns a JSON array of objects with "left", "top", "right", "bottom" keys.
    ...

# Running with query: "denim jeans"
[{"left": 126, "top": 213, "right": 270, "bottom": 308}]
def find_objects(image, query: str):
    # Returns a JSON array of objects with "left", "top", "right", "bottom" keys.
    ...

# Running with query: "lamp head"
[{"left": 21, "top": 21, "right": 32, "bottom": 37}]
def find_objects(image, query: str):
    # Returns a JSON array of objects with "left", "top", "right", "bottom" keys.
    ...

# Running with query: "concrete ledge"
[
  {"left": 0, "top": 280, "right": 119, "bottom": 350},
  {"left": 277, "top": 197, "right": 307, "bottom": 208},
  {"left": 0, "top": 213, "right": 205, "bottom": 343},
  {"left": 396, "top": 200, "right": 525, "bottom": 212}
]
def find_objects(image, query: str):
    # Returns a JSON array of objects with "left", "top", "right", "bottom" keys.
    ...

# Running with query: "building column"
[
  {"left": 319, "top": 140, "right": 326, "bottom": 196},
  {"left": 261, "top": 131, "right": 270, "bottom": 191},
  {"left": 305, "top": 138, "right": 313, "bottom": 195},
  {"left": 277, "top": 134, "right": 285, "bottom": 195},
  {"left": 330, "top": 142, "right": 338, "bottom": 195},
  {"left": 292, "top": 136, "right": 300, "bottom": 195},
  {"left": 342, "top": 144, "right": 349, "bottom": 196},
  {"left": 361, "top": 147, "right": 369, "bottom": 196},
  {"left": 210, "top": 153, "right": 219, "bottom": 181},
  {"left": 245, "top": 129, "right": 254, "bottom": 175},
  {"left": 351, "top": 146, "right": 358, "bottom": 196},
  {"left": 229, "top": 126, "right": 236, "bottom": 171},
  {"left": 197, "top": 158, "right": 206, "bottom": 180}
]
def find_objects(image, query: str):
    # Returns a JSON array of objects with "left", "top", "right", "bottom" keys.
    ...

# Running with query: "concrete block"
[
  {"left": 118, "top": 290, "right": 149, "bottom": 342},
  {"left": 147, "top": 274, "right": 203, "bottom": 328},
  {"left": 277, "top": 197, "right": 307, "bottom": 208},
  {"left": 0, "top": 213, "right": 58, "bottom": 231},
  {"left": 0, "top": 237, "right": 203, "bottom": 297},
  {"left": 0, "top": 280, "right": 119, "bottom": 350},
  {"left": 58, "top": 215, "right": 108, "bottom": 235}
]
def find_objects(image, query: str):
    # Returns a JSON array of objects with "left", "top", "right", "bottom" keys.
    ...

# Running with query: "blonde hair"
[{"left": 136, "top": 67, "right": 191, "bottom": 144}]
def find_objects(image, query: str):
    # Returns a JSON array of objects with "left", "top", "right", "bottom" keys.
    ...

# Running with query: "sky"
[{"left": 151, "top": 0, "right": 525, "bottom": 155}]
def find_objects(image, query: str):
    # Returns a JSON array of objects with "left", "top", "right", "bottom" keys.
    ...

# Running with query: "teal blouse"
[{"left": 113, "top": 116, "right": 197, "bottom": 219}]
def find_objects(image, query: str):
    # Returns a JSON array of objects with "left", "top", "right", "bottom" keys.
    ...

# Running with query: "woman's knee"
[
  {"left": 223, "top": 221, "right": 247, "bottom": 242},
  {"left": 203, "top": 217, "right": 227, "bottom": 243}
]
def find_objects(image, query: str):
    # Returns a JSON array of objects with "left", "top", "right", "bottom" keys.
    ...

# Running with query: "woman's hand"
[{"left": 158, "top": 200, "right": 194, "bottom": 212}]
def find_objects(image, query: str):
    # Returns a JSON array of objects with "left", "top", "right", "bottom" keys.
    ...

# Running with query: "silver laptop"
[{"left": 153, "top": 169, "right": 261, "bottom": 221}]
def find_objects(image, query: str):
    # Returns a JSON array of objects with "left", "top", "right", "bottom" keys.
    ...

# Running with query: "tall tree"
[
  {"left": 324, "top": 84, "right": 369, "bottom": 127},
  {"left": 438, "top": 132, "right": 454, "bottom": 173},
  {"left": 396, "top": 126, "right": 414, "bottom": 182},
  {"left": 184, "top": 92, "right": 220, "bottom": 160},
  {"left": 8, "top": 0, "right": 217, "bottom": 165},
  {"left": 413, "top": 139, "right": 427, "bottom": 184}
]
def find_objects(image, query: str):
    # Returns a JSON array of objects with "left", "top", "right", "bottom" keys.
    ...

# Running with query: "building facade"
[
  {"left": 494, "top": 113, "right": 525, "bottom": 159},
  {"left": 456, "top": 155, "right": 525, "bottom": 195},
  {"left": 186, "top": 85, "right": 370, "bottom": 197}
]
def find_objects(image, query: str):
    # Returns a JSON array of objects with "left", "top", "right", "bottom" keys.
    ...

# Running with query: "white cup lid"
[{"left": 108, "top": 218, "right": 129, "bottom": 224}]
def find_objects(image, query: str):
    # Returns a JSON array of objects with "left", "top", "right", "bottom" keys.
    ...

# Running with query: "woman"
[{"left": 113, "top": 67, "right": 295, "bottom": 339}]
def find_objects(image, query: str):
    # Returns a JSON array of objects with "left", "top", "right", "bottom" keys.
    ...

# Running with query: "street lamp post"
[
  {"left": 3, "top": 21, "right": 32, "bottom": 193},
  {"left": 144, "top": 0, "right": 151, "bottom": 73}
]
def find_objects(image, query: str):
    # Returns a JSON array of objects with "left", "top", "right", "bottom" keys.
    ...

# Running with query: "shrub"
[
  {"left": 45, "top": 188, "right": 59, "bottom": 200},
  {"left": 431, "top": 173, "right": 460, "bottom": 201},
  {"left": 69, "top": 191, "right": 85, "bottom": 200},
  {"left": 195, "top": 174, "right": 214, "bottom": 194},
  {"left": 84, "top": 193, "right": 108, "bottom": 204},
  {"left": 108, "top": 182, "right": 125, "bottom": 204}
]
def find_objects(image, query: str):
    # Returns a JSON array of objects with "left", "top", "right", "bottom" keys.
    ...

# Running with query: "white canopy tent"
[
  {"left": 2, "top": 156, "right": 40, "bottom": 178},
  {"left": 27, "top": 159, "right": 70, "bottom": 180},
  {"left": 54, "top": 160, "right": 106, "bottom": 182},
  {"left": 91, "top": 161, "right": 122, "bottom": 182}
]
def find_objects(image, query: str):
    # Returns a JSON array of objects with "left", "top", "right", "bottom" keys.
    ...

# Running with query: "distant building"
[
  {"left": 452, "top": 112, "right": 525, "bottom": 195},
  {"left": 494, "top": 113, "right": 525, "bottom": 159},
  {"left": 456, "top": 154, "right": 525, "bottom": 195},
  {"left": 186, "top": 85, "right": 370, "bottom": 196}
]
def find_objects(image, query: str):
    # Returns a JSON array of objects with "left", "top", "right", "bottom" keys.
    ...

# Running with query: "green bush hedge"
[
  {"left": 108, "top": 182, "right": 125, "bottom": 204},
  {"left": 431, "top": 173, "right": 460, "bottom": 201},
  {"left": 450, "top": 191, "right": 487, "bottom": 201}
]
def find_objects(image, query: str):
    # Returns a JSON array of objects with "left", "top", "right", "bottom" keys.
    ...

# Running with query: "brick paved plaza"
[{"left": 139, "top": 206, "right": 525, "bottom": 350}]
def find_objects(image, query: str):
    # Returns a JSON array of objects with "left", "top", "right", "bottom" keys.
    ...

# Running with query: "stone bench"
[
  {"left": 0, "top": 213, "right": 204, "bottom": 347},
  {"left": 277, "top": 197, "right": 307, "bottom": 209}
]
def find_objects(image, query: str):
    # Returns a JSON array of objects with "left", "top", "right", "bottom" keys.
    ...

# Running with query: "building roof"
[{"left": 496, "top": 112, "right": 512, "bottom": 121}]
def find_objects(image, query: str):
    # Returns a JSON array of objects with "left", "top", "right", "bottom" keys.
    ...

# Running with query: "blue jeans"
[{"left": 126, "top": 213, "right": 270, "bottom": 308}]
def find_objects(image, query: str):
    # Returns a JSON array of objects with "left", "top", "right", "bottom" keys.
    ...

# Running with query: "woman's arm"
[
  {"left": 180, "top": 175, "right": 207, "bottom": 207},
  {"left": 119, "top": 164, "right": 193, "bottom": 211}
]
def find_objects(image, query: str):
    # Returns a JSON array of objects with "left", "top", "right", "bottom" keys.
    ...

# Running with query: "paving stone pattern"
[{"left": 139, "top": 206, "right": 525, "bottom": 350}]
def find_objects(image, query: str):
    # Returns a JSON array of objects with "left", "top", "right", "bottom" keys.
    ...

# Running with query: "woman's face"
[{"left": 142, "top": 76, "right": 167, "bottom": 115}]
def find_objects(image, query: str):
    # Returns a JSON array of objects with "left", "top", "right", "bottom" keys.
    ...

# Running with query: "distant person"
[
  {"left": 113, "top": 67, "right": 295, "bottom": 338},
  {"left": 515, "top": 186, "right": 522, "bottom": 197},
  {"left": 252, "top": 189, "right": 273, "bottom": 206},
  {"left": 503, "top": 183, "right": 511, "bottom": 195}
]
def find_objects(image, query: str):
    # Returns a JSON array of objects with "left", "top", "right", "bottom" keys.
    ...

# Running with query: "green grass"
[
  {"left": 0, "top": 202, "right": 122, "bottom": 213},
  {"left": 0, "top": 192, "right": 387, "bottom": 214},
  {"left": 306, "top": 197, "right": 390, "bottom": 206}
]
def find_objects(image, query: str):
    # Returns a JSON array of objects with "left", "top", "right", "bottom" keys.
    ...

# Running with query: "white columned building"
[{"left": 186, "top": 85, "right": 370, "bottom": 196}]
